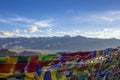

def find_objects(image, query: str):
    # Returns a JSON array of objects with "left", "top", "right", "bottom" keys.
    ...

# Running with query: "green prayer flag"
[
  {"left": 17, "top": 56, "right": 30, "bottom": 62},
  {"left": 0, "top": 56, "right": 8, "bottom": 62},
  {"left": 56, "top": 70, "right": 62, "bottom": 80}
]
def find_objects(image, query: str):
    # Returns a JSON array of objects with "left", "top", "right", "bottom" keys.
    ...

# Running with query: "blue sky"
[{"left": 0, "top": 0, "right": 120, "bottom": 38}]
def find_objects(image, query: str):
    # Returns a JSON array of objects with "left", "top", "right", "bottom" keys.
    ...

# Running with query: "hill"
[{"left": 0, "top": 48, "right": 17, "bottom": 56}]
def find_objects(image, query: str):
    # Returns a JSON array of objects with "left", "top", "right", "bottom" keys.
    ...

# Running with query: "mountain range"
[{"left": 0, "top": 35, "right": 120, "bottom": 51}]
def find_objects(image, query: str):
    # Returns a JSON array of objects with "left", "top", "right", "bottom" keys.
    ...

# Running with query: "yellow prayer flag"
[
  {"left": 61, "top": 75, "right": 67, "bottom": 80},
  {"left": 96, "top": 50, "right": 100, "bottom": 56},
  {"left": 0, "top": 73, "right": 12, "bottom": 78},
  {"left": 24, "top": 72, "right": 35, "bottom": 80},
  {"left": 8, "top": 57, "right": 17, "bottom": 63},
  {"left": 50, "top": 70, "right": 57, "bottom": 80}
]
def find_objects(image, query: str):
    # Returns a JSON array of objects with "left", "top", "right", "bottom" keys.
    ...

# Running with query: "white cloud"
[
  {"left": 9, "top": 17, "right": 34, "bottom": 23},
  {"left": 101, "top": 28, "right": 112, "bottom": 32},
  {"left": 69, "top": 11, "right": 120, "bottom": 39},
  {"left": 73, "top": 11, "right": 120, "bottom": 25},
  {"left": 0, "top": 31, "right": 15, "bottom": 37},
  {"left": 46, "top": 29, "right": 81, "bottom": 37},
  {"left": 26, "top": 26, "right": 41, "bottom": 33},
  {"left": 0, "top": 16, "right": 54, "bottom": 29},
  {"left": 81, "top": 28, "right": 120, "bottom": 39},
  {"left": 0, "top": 18, "right": 14, "bottom": 24},
  {"left": 1, "top": 11, "right": 120, "bottom": 38},
  {"left": 9, "top": 16, "right": 53, "bottom": 28},
  {"left": 34, "top": 19, "right": 53, "bottom": 27},
  {"left": 46, "top": 28, "right": 52, "bottom": 32},
  {"left": 0, "top": 16, "right": 54, "bottom": 37},
  {"left": 1, "top": 27, "right": 120, "bottom": 39},
  {"left": 13, "top": 29, "right": 21, "bottom": 33}
]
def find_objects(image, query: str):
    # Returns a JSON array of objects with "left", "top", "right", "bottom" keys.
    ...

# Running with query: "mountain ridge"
[{"left": 0, "top": 35, "right": 120, "bottom": 51}]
